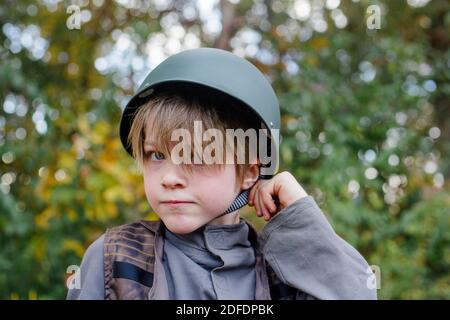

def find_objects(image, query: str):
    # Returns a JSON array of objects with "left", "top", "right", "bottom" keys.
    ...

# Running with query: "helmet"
[
  {"left": 119, "top": 48, "right": 281, "bottom": 215},
  {"left": 120, "top": 47, "right": 280, "bottom": 177}
]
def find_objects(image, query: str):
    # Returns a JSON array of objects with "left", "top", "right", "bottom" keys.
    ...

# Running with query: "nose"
[{"left": 161, "top": 165, "right": 187, "bottom": 190}]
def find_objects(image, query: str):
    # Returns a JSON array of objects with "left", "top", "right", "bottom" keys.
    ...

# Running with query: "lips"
[{"left": 161, "top": 200, "right": 194, "bottom": 204}]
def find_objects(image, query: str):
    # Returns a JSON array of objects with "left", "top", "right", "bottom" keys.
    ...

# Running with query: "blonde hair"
[{"left": 127, "top": 83, "right": 261, "bottom": 184}]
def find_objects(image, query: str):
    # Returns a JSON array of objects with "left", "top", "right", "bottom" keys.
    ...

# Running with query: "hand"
[{"left": 248, "top": 171, "right": 308, "bottom": 221}]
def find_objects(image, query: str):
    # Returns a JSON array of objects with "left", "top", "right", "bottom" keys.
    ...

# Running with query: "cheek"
[
  {"left": 195, "top": 166, "right": 238, "bottom": 205},
  {"left": 143, "top": 170, "right": 158, "bottom": 204}
]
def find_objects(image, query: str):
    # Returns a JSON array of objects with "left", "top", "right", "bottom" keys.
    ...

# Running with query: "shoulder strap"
[{"left": 104, "top": 220, "right": 159, "bottom": 300}]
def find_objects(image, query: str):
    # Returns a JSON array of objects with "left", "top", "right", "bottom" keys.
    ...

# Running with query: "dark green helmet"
[{"left": 119, "top": 47, "right": 280, "bottom": 178}]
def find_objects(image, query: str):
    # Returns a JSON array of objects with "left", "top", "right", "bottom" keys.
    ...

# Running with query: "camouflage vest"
[{"left": 104, "top": 219, "right": 298, "bottom": 300}]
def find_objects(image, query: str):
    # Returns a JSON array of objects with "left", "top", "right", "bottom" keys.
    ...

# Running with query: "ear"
[{"left": 240, "top": 163, "right": 260, "bottom": 190}]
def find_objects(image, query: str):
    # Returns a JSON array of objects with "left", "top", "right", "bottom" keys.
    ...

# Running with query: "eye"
[
  {"left": 144, "top": 151, "right": 165, "bottom": 161},
  {"left": 151, "top": 151, "right": 165, "bottom": 161}
]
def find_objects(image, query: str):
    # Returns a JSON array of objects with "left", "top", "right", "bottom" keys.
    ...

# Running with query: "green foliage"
[{"left": 0, "top": 0, "right": 448, "bottom": 299}]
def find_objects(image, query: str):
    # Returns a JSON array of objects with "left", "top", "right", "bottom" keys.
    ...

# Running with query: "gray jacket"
[{"left": 67, "top": 196, "right": 377, "bottom": 300}]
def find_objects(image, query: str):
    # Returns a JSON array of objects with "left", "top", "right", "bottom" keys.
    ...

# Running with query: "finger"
[
  {"left": 249, "top": 180, "right": 262, "bottom": 207},
  {"left": 258, "top": 188, "right": 269, "bottom": 220},
  {"left": 256, "top": 187, "right": 266, "bottom": 218},
  {"left": 248, "top": 180, "right": 260, "bottom": 206},
  {"left": 263, "top": 191, "right": 277, "bottom": 215},
  {"left": 254, "top": 188, "right": 262, "bottom": 217}
]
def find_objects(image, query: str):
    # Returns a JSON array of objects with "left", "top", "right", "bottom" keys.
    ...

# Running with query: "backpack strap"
[{"left": 104, "top": 220, "right": 160, "bottom": 300}]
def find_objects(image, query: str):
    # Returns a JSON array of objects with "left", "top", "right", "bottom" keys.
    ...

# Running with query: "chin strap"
[
  {"left": 216, "top": 188, "right": 251, "bottom": 218},
  {"left": 216, "top": 174, "right": 278, "bottom": 219},
  {"left": 214, "top": 152, "right": 278, "bottom": 219}
]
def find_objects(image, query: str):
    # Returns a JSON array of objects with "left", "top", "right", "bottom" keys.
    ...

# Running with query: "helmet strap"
[
  {"left": 215, "top": 188, "right": 251, "bottom": 218},
  {"left": 214, "top": 167, "right": 271, "bottom": 220}
]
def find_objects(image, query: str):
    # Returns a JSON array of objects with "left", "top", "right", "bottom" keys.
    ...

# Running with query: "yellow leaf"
[
  {"left": 58, "top": 152, "right": 76, "bottom": 172},
  {"left": 77, "top": 115, "right": 90, "bottom": 136},
  {"left": 105, "top": 202, "right": 118, "bottom": 219},
  {"left": 103, "top": 186, "right": 133, "bottom": 203},
  {"left": 67, "top": 208, "right": 77, "bottom": 221},
  {"left": 311, "top": 37, "right": 329, "bottom": 50},
  {"left": 91, "top": 120, "right": 109, "bottom": 145},
  {"left": 85, "top": 206, "right": 96, "bottom": 221},
  {"left": 32, "top": 237, "right": 48, "bottom": 261},
  {"left": 305, "top": 56, "right": 319, "bottom": 66},
  {"left": 10, "top": 292, "right": 19, "bottom": 300},
  {"left": 144, "top": 211, "right": 159, "bottom": 221},
  {"left": 63, "top": 239, "right": 85, "bottom": 258},
  {"left": 35, "top": 208, "right": 54, "bottom": 229},
  {"left": 28, "top": 290, "right": 38, "bottom": 300}
]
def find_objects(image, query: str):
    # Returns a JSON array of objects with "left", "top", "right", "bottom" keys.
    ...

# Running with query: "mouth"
[{"left": 160, "top": 200, "right": 195, "bottom": 205}]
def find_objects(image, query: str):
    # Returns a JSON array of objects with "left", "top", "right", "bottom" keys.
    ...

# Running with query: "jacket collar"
[{"left": 140, "top": 217, "right": 260, "bottom": 249}]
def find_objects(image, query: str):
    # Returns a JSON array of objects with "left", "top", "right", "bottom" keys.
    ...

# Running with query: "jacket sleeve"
[
  {"left": 259, "top": 196, "right": 377, "bottom": 300},
  {"left": 66, "top": 234, "right": 105, "bottom": 300}
]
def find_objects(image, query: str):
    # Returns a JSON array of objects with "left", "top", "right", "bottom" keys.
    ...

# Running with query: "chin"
[{"left": 161, "top": 216, "right": 205, "bottom": 235}]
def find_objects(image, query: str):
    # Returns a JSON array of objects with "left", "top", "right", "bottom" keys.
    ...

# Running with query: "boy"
[{"left": 67, "top": 48, "right": 377, "bottom": 300}]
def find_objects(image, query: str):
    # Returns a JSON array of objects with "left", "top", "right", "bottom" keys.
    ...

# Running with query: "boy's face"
[{"left": 142, "top": 140, "right": 246, "bottom": 234}]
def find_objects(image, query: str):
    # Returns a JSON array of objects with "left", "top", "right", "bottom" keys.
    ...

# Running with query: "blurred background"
[{"left": 0, "top": 0, "right": 449, "bottom": 299}]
